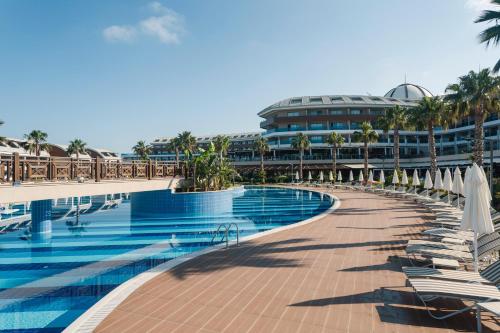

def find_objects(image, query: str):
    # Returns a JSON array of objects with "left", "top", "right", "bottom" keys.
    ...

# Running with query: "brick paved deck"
[{"left": 94, "top": 188, "right": 500, "bottom": 332}]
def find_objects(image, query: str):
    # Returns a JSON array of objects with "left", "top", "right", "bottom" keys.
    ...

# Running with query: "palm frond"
[
  {"left": 475, "top": 9, "right": 500, "bottom": 24},
  {"left": 494, "top": 57, "right": 500, "bottom": 73},
  {"left": 478, "top": 25, "right": 500, "bottom": 46}
]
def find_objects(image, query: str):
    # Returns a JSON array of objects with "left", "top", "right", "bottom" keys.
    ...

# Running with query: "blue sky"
[{"left": 0, "top": 0, "right": 498, "bottom": 152}]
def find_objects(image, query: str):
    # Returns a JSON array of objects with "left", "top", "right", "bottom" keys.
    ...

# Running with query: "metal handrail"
[{"left": 211, "top": 223, "right": 239, "bottom": 248}]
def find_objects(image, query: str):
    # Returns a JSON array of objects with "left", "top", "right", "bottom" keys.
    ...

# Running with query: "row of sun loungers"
[{"left": 304, "top": 181, "right": 500, "bottom": 331}]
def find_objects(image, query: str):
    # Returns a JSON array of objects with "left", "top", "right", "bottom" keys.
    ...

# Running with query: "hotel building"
[{"left": 148, "top": 83, "right": 500, "bottom": 173}]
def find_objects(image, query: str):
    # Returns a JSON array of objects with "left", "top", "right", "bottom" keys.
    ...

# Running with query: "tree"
[
  {"left": 193, "top": 142, "right": 239, "bottom": 191},
  {"left": 177, "top": 131, "right": 197, "bottom": 178},
  {"left": 291, "top": 133, "right": 310, "bottom": 180},
  {"left": 377, "top": 105, "right": 409, "bottom": 170},
  {"left": 352, "top": 122, "right": 378, "bottom": 180},
  {"left": 24, "top": 130, "right": 49, "bottom": 157},
  {"left": 67, "top": 139, "right": 87, "bottom": 161},
  {"left": 326, "top": 132, "right": 344, "bottom": 182},
  {"left": 408, "top": 97, "right": 449, "bottom": 178},
  {"left": 213, "top": 135, "right": 231, "bottom": 160},
  {"left": 167, "top": 137, "right": 181, "bottom": 167},
  {"left": 253, "top": 136, "right": 269, "bottom": 178},
  {"left": 475, "top": 0, "right": 500, "bottom": 73},
  {"left": 132, "top": 140, "right": 152, "bottom": 161},
  {"left": 446, "top": 69, "right": 500, "bottom": 165}
]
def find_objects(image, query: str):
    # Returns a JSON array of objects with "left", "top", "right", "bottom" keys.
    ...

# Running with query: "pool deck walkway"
[
  {"left": 0, "top": 178, "right": 179, "bottom": 204},
  {"left": 94, "top": 188, "right": 500, "bottom": 332}
]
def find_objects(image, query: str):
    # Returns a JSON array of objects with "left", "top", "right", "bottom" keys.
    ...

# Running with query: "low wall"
[{"left": 130, "top": 186, "right": 245, "bottom": 218}]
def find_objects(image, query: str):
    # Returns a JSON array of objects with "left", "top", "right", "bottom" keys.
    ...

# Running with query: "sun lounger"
[
  {"left": 408, "top": 278, "right": 500, "bottom": 330},
  {"left": 403, "top": 259, "right": 500, "bottom": 285},
  {"left": 406, "top": 234, "right": 500, "bottom": 263}
]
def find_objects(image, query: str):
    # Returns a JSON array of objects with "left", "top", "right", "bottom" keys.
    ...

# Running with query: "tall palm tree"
[
  {"left": 167, "top": 137, "right": 181, "bottom": 167},
  {"left": 24, "top": 130, "right": 49, "bottom": 157},
  {"left": 352, "top": 122, "right": 378, "bottom": 180},
  {"left": 326, "top": 132, "right": 344, "bottom": 182},
  {"left": 446, "top": 69, "right": 500, "bottom": 165},
  {"left": 132, "top": 140, "right": 152, "bottom": 161},
  {"left": 177, "top": 131, "right": 197, "bottom": 158},
  {"left": 475, "top": 0, "right": 500, "bottom": 73},
  {"left": 291, "top": 133, "right": 310, "bottom": 180},
  {"left": 376, "top": 105, "right": 409, "bottom": 170},
  {"left": 177, "top": 131, "right": 197, "bottom": 177},
  {"left": 408, "top": 96, "right": 449, "bottom": 178},
  {"left": 67, "top": 139, "right": 87, "bottom": 160},
  {"left": 213, "top": 135, "right": 230, "bottom": 160},
  {"left": 253, "top": 136, "right": 269, "bottom": 175}
]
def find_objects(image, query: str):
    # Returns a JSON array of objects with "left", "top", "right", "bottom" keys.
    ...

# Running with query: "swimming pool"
[{"left": 0, "top": 186, "right": 332, "bottom": 332}]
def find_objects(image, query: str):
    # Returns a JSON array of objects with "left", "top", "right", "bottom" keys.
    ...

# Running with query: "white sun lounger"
[{"left": 403, "top": 259, "right": 500, "bottom": 285}]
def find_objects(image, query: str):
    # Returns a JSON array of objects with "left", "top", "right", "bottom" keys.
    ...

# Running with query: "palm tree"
[
  {"left": 177, "top": 131, "right": 197, "bottom": 158},
  {"left": 132, "top": 140, "right": 152, "bottom": 161},
  {"left": 352, "top": 122, "right": 378, "bottom": 180},
  {"left": 377, "top": 105, "right": 409, "bottom": 170},
  {"left": 326, "top": 132, "right": 344, "bottom": 182},
  {"left": 291, "top": 133, "right": 310, "bottom": 180},
  {"left": 475, "top": 0, "right": 500, "bottom": 73},
  {"left": 213, "top": 135, "right": 231, "bottom": 160},
  {"left": 253, "top": 136, "right": 269, "bottom": 175},
  {"left": 67, "top": 139, "right": 87, "bottom": 160},
  {"left": 167, "top": 137, "right": 181, "bottom": 167},
  {"left": 408, "top": 97, "right": 449, "bottom": 178},
  {"left": 177, "top": 131, "right": 197, "bottom": 177},
  {"left": 24, "top": 130, "right": 49, "bottom": 156},
  {"left": 446, "top": 69, "right": 500, "bottom": 166}
]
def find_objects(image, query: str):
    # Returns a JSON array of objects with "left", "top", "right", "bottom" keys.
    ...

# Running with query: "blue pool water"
[{"left": 0, "top": 186, "right": 332, "bottom": 332}]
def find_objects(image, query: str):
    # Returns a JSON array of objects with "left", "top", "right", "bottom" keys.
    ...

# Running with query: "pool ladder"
[{"left": 211, "top": 223, "right": 239, "bottom": 249}]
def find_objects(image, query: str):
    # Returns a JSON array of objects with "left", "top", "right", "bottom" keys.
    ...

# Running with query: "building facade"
[{"left": 147, "top": 83, "right": 500, "bottom": 173}]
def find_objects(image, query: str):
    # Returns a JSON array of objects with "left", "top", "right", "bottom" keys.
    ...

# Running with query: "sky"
[{"left": 0, "top": 0, "right": 498, "bottom": 153}]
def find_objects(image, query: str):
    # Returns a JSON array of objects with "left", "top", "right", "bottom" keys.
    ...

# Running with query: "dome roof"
[{"left": 384, "top": 83, "right": 433, "bottom": 100}]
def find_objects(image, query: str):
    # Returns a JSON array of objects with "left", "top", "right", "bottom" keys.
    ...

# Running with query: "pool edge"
[{"left": 63, "top": 187, "right": 341, "bottom": 333}]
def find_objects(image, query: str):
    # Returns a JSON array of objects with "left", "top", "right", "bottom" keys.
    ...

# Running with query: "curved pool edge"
[{"left": 63, "top": 187, "right": 340, "bottom": 333}]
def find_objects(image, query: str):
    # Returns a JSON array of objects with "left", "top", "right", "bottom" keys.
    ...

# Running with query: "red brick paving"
[{"left": 95, "top": 188, "right": 500, "bottom": 332}]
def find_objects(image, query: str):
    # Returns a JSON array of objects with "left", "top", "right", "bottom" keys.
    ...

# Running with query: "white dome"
[{"left": 384, "top": 83, "right": 433, "bottom": 100}]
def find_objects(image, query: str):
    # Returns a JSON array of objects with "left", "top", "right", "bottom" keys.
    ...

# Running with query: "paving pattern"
[{"left": 95, "top": 188, "right": 500, "bottom": 332}]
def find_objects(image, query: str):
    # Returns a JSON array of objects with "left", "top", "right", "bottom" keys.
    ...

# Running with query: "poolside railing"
[{"left": 0, "top": 153, "right": 177, "bottom": 184}]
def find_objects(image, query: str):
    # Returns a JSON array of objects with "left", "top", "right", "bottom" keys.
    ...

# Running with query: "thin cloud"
[
  {"left": 102, "top": 25, "right": 137, "bottom": 42},
  {"left": 102, "top": 2, "right": 185, "bottom": 45},
  {"left": 465, "top": 0, "right": 497, "bottom": 12}
]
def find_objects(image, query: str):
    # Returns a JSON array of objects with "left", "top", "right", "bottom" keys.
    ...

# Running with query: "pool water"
[{"left": 0, "top": 186, "right": 332, "bottom": 332}]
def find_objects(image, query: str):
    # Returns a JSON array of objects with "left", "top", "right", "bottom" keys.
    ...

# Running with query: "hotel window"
[
  {"left": 369, "top": 97, "right": 382, "bottom": 102},
  {"left": 309, "top": 97, "right": 322, "bottom": 104},
  {"left": 310, "top": 136, "right": 323, "bottom": 143},
  {"left": 330, "top": 109, "right": 344, "bottom": 115},
  {"left": 287, "top": 111, "right": 300, "bottom": 117},
  {"left": 331, "top": 96, "right": 343, "bottom": 102},
  {"left": 290, "top": 98, "right": 302, "bottom": 105},
  {"left": 370, "top": 109, "right": 384, "bottom": 115},
  {"left": 288, "top": 124, "right": 302, "bottom": 131},
  {"left": 350, "top": 122, "right": 361, "bottom": 129},
  {"left": 310, "top": 123, "right": 324, "bottom": 130},
  {"left": 350, "top": 96, "right": 363, "bottom": 101},
  {"left": 308, "top": 109, "right": 323, "bottom": 116},
  {"left": 406, "top": 135, "right": 417, "bottom": 144},
  {"left": 350, "top": 109, "right": 361, "bottom": 115},
  {"left": 331, "top": 122, "right": 347, "bottom": 130},
  {"left": 485, "top": 127, "right": 498, "bottom": 137}
]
